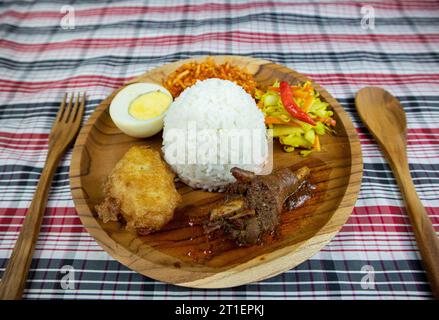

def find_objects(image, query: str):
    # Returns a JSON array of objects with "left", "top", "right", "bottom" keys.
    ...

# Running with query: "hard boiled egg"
[{"left": 109, "top": 83, "right": 173, "bottom": 138}]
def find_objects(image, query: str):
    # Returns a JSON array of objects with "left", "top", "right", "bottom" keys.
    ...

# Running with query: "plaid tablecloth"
[{"left": 0, "top": 0, "right": 438, "bottom": 300}]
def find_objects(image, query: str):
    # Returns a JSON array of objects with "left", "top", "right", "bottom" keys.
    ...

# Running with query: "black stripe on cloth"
[
  {"left": 1, "top": 163, "right": 438, "bottom": 186},
  {"left": 342, "top": 97, "right": 439, "bottom": 114},
  {"left": 1, "top": 13, "right": 438, "bottom": 35},
  {"left": 1, "top": 52, "right": 438, "bottom": 71},
  {"left": 0, "top": 166, "right": 69, "bottom": 188},
  {"left": 0, "top": 160, "right": 438, "bottom": 205},
  {"left": 0, "top": 102, "right": 97, "bottom": 120},
  {"left": 1, "top": 258, "right": 429, "bottom": 298}
]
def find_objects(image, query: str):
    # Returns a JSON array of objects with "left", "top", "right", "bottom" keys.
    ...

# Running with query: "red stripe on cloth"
[
  {"left": 360, "top": 140, "right": 439, "bottom": 146},
  {"left": 2, "top": 206, "right": 432, "bottom": 218},
  {"left": 0, "top": 226, "right": 86, "bottom": 233},
  {"left": 321, "top": 248, "right": 419, "bottom": 252},
  {"left": 357, "top": 128, "right": 439, "bottom": 146},
  {"left": 350, "top": 206, "right": 439, "bottom": 227},
  {"left": 354, "top": 206, "right": 439, "bottom": 216},
  {"left": 341, "top": 225, "right": 416, "bottom": 233},
  {"left": 0, "top": 133, "right": 48, "bottom": 144},
  {"left": 342, "top": 206, "right": 439, "bottom": 233},
  {"left": 358, "top": 129, "right": 439, "bottom": 140},
  {"left": 0, "top": 75, "right": 128, "bottom": 93},
  {"left": 0, "top": 133, "right": 49, "bottom": 150},
  {"left": 1, "top": 216, "right": 82, "bottom": 226},
  {"left": 1, "top": 33, "right": 438, "bottom": 52},
  {"left": 409, "top": 128, "right": 439, "bottom": 134},
  {"left": 0, "top": 1, "right": 437, "bottom": 20},
  {"left": 1, "top": 207, "right": 437, "bottom": 234},
  {"left": 0, "top": 208, "right": 86, "bottom": 233},
  {"left": 357, "top": 133, "right": 439, "bottom": 145},
  {"left": 0, "top": 132, "right": 49, "bottom": 140},
  {"left": 0, "top": 207, "right": 77, "bottom": 216},
  {"left": 357, "top": 127, "right": 439, "bottom": 134},
  {"left": 348, "top": 215, "right": 439, "bottom": 225}
]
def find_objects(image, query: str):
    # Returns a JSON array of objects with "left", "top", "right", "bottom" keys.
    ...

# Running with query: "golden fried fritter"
[{"left": 95, "top": 145, "right": 181, "bottom": 234}]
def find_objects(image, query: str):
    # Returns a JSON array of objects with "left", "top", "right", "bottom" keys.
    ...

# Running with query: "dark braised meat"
[{"left": 206, "top": 166, "right": 312, "bottom": 246}]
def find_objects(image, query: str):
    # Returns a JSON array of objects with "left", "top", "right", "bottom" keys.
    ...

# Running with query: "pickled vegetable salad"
[{"left": 255, "top": 80, "right": 336, "bottom": 156}]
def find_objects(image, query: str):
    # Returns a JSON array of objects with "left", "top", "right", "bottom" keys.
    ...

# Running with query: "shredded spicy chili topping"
[{"left": 163, "top": 58, "right": 258, "bottom": 98}]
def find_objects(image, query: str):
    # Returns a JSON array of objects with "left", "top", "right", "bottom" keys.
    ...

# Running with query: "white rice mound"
[{"left": 162, "top": 78, "right": 269, "bottom": 191}]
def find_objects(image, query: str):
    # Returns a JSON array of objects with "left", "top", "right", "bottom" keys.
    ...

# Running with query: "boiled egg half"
[{"left": 109, "top": 83, "right": 173, "bottom": 138}]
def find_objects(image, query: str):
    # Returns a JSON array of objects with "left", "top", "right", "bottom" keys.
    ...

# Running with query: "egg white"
[{"left": 109, "top": 83, "right": 172, "bottom": 138}]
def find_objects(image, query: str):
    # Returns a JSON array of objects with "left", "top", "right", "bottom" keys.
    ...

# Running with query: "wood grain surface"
[
  {"left": 70, "top": 56, "right": 363, "bottom": 288},
  {"left": 356, "top": 87, "right": 439, "bottom": 299}
]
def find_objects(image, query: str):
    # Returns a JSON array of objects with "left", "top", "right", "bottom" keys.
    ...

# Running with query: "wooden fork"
[{"left": 0, "top": 93, "right": 86, "bottom": 300}]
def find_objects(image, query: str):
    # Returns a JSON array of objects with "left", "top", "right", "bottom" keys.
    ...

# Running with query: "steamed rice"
[{"left": 162, "top": 78, "right": 269, "bottom": 191}]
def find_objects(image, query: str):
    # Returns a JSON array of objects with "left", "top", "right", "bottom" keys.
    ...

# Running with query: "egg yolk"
[{"left": 129, "top": 90, "right": 172, "bottom": 120}]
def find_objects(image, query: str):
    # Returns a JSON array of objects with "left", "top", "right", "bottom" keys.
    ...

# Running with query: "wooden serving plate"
[{"left": 70, "top": 56, "right": 363, "bottom": 288}]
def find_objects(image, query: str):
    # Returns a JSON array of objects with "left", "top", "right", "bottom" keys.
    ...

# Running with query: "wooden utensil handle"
[
  {"left": 393, "top": 162, "right": 439, "bottom": 299},
  {"left": 0, "top": 153, "right": 61, "bottom": 300}
]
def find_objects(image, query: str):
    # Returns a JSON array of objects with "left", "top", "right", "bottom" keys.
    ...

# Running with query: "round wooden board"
[{"left": 70, "top": 56, "right": 363, "bottom": 288}]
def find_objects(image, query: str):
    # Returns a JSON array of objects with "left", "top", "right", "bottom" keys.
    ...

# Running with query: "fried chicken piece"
[{"left": 95, "top": 145, "right": 181, "bottom": 234}]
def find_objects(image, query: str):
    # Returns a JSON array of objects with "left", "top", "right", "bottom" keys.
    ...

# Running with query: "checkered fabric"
[{"left": 0, "top": 0, "right": 438, "bottom": 300}]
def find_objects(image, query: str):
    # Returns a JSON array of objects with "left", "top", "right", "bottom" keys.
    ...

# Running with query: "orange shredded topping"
[{"left": 163, "top": 58, "right": 258, "bottom": 98}]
